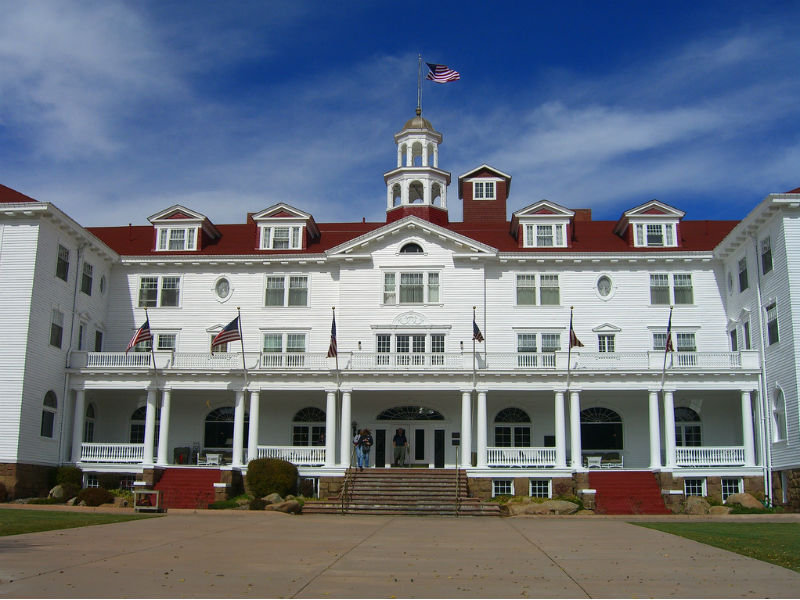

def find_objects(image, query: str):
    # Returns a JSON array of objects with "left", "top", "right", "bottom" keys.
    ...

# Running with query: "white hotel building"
[{"left": 1, "top": 110, "right": 798, "bottom": 509}]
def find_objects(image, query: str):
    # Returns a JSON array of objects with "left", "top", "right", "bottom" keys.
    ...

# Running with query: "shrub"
[
  {"left": 77, "top": 487, "right": 114, "bottom": 507},
  {"left": 246, "top": 458, "right": 298, "bottom": 498},
  {"left": 29, "top": 497, "right": 62, "bottom": 505},
  {"left": 58, "top": 482, "right": 82, "bottom": 502},
  {"left": 249, "top": 498, "right": 267, "bottom": 510},
  {"left": 56, "top": 466, "right": 83, "bottom": 487},
  {"left": 298, "top": 478, "right": 316, "bottom": 498},
  {"left": 0, "top": 482, "right": 7, "bottom": 503},
  {"left": 109, "top": 489, "right": 134, "bottom": 504},
  {"left": 209, "top": 499, "right": 239, "bottom": 510},
  {"left": 703, "top": 495, "right": 722, "bottom": 506}
]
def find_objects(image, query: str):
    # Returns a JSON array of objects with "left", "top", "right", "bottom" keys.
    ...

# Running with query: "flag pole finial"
[{"left": 417, "top": 54, "right": 422, "bottom": 116}]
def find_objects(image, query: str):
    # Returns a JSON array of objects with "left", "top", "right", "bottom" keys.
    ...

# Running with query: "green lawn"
[
  {"left": 635, "top": 522, "right": 800, "bottom": 573},
  {"left": 0, "top": 508, "right": 159, "bottom": 537}
]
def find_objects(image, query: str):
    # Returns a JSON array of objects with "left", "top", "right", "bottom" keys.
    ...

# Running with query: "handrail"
[
  {"left": 340, "top": 444, "right": 357, "bottom": 514},
  {"left": 454, "top": 445, "right": 460, "bottom": 518}
]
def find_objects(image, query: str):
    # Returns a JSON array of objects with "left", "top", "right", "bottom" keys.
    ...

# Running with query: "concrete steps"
[
  {"left": 153, "top": 468, "right": 221, "bottom": 509},
  {"left": 303, "top": 469, "right": 500, "bottom": 516},
  {"left": 589, "top": 471, "right": 671, "bottom": 515}
]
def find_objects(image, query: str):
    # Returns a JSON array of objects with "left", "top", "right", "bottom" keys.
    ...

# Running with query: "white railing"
[
  {"left": 574, "top": 352, "right": 650, "bottom": 370},
  {"left": 486, "top": 447, "right": 557, "bottom": 467},
  {"left": 81, "top": 443, "right": 144, "bottom": 463},
  {"left": 256, "top": 446, "right": 326, "bottom": 466},
  {"left": 85, "top": 352, "right": 152, "bottom": 368},
  {"left": 171, "top": 352, "right": 245, "bottom": 370},
  {"left": 260, "top": 352, "right": 331, "bottom": 369},
  {"left": 483, "top": 353, "right": 563, "bottom": 370},
  {"left": 675, "top": 446, "right": 746, "bottom": 466},
  {"left": 349, "top": 352, "right": 465, "bottom": 370}
]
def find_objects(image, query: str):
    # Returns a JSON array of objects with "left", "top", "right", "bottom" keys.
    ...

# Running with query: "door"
[
  {"left": 375, "top": 429, "right": 386, "bottom": 467},
  {"left": 434, "top": 429, "right": 445, "bottom": 468}
]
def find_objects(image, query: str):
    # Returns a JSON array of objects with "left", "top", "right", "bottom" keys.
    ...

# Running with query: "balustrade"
[
  {"left": 486, "top": 447, "right": 557, "bottom": 467},
  {"left": 81, "top": 443, "right": 144, "bottom": 463},
  {"left": 256, "top": 445, "right": 325, "bottom": 466},
  {"left": 675, "top": 446, "right": 745, "bottom": 466}
]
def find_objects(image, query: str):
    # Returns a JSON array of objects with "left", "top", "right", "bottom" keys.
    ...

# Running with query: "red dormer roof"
[
  {"left": 787, "top": 186, "right": 800, "bottom": 194},
  {"left": 0, "top": 184, "right": 38, "bottom": 204}
]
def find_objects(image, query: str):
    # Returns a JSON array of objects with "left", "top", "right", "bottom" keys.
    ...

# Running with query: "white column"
[
  {"left": 325, "top": 389, "right": 336, "bottom": 467},
  {"left": 142, "top": 388, "right": 158, "bottom": 465},
  {"left": 554, "top": 390, "right": 566, "bottom": 468},
  {"left": 71, "top": 389, "right": 86, "bottom": 464},
  {"left": 156, "top": 389, "right": 171, "bottom": 466},
  {"left": 247, "top": 389, "right": 260, "bottom": 464},
  {"left": 741, "top": 390, "right": 756, "bottom": 466},
  {"left": 476, "top": 390, "right": 487, "bottom": 468},
  {"left": 339, "top": 389, "right": 352, "bottom": 467},
  {"left": 232, "top": 390, "right": 245, "bottom": 467},
  {"left": 663, "top": 390, "right": 676, "bottom": 468},
  {"left": 569, "top": 390, "right": 581, "bottom": 469},
  {"left": 648, "top": 390, "right": 662, "bottom": 469},
  {"left": 460, "top": 390, "right": 472, "bottom": 467}
]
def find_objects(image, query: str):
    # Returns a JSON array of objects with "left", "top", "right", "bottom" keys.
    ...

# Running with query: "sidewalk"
[{"left": 0, "top": 510, "right": 798, "bottom": 598}]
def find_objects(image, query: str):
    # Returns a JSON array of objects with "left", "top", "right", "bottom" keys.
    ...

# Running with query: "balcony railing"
[
  {"left": 486, "top": 447, "right": 557, "bottom": 467},
  {"left": 349, "top": 352, "right": 464, "bottom": 370},
  {"left": 675, "top": 446, "right": 746, "bottom": 466},
  {"left": 85, "top": 352, "right": 152, "bottom": 368},
  {"left": 256, "top": 445, "right": 325, "bottom": 466},
  {"left": 80, "top": 443, "right": 144, "bottom": 463}
]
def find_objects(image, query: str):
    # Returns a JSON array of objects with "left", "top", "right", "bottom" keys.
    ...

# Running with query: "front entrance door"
[{"left": 375, "top": 429, "right": 386, "bottom": 467}]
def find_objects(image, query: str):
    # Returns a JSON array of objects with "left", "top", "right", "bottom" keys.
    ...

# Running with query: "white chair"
[
  {"left": 586, "top": 456, "right": 602, "bottom": 468},
  {"left": 205, "top": 453, "right": 221, "bottom": 466}
]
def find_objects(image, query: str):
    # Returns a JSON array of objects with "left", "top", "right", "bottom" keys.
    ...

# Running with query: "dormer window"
[
  {"left": 261, "top": 225, "right": 302, "bottom": 250},
  {"left": 523, "top": 223, "right": 566, "bottom": 248},
  {"left": 156, "top": 226, "right": 198, "bottom": 251},
  {"left": 474, "top": 181, "right": 495, "bottom": 200},
  {"left": 634, "top": 223, "right": 676, "bottom": 247}
]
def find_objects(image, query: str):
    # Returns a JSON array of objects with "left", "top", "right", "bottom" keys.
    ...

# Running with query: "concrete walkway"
[{"left": 0, "top": 510, "right": 798, "bottom": 598}]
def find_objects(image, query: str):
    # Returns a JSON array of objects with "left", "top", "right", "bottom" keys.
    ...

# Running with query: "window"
[
  {"left": 530, "top": 480, "right": 551, "bottom": 498},
  {"left": 721, "top": 478, "right": 742, "bottom": 502},
  {"left": 292, "top": 407, "right": 326, "bottom": 447},
  {"left": 738, "top": 257, "right": 749, "bottom": 292},
  {"left": 523, "top": 224, "right": 566, "bottom": 248},
  {"left": 374, "top": 334, "right": 447, "bottom": 367},
  {"left": 683, "top": 478, "right": 706, "bottom": 497},
  {"left": 156, "top": 226, "right": 197, "bottom": 251},
  {"left": 49, "top": 309, "right": 64, "bottom": 348},
  {"left": 83, "top": 404, "right": 95, "bottom": 443},
  {"left": 138, "top": 276, "right": 181, "bottom": 307},
  {"left": 262, "top": 333, "right": 307, "bottom": 367},
  {"left": 580, "top": 407, "right": 623, "bottom": 450},
  {"left": 743, "top": 320, "right": 751, "bottom": 350},
  {"left": 772, "top": 389, "right": 787, "bottom": 442},
  {"left": 383, "top": 271, "right": 440, "bottom": 304},
  {"left": 494, "top": 408, "right": 531, "bottom": 448},
  {"left": 400, "top": 242, "right": 423, "bottom": 253},
  {"left": 650, "top": 274, "right": 670, "bottom": 304},
  {"left": 41, "top": 391, "right": 57, "bottom": 438},
  {"left": 260, "top": 226, "right": 302, "bottom": 250},
  {"left": 474, "top": 181, "right": 495, "bottom": 200},
  {"left": 761, "top": 237, "right": 773, "bottom": 275},
  {"left": 56, "top": 245, "right": 70, "bottom": 281},
  {"left": 81, "top": 262, "right": 93, "bottom": 296},
  {"left": 516, "top": 274, "right": 559, "bottom": 305},
  {"left": 729, "top": 329, "right": 738, "bottom": 352},
  {"left": 598, "top": 334, "right": 615, "bottom": 353},
  {"left": 635, "top": 223, "right": 676, "bottom": 247},
  {"left": 376, "top": 334, "right": 391, "bottom": 365},
  {"left": 674, "top": 407, "right": 701, "bottom": 447},
  {"left": 675, "top": 333, "right": 697, "bottom": 366},
  {"left": 156, "top": 334, "right": 176, "bottom": 351},
  {"left": 78, "top": 323, "right": 86, "bottom": 351},
  {"left": 204, "top": 406, "right": 248, "bottom": 450},
  {"left": 517, "top": 333, "right": 559, "bottom": 367},
  {"left": 265, "top": 275, "right": 308, "bottom": 307},
  {"left": 540, "top": 275, "right": 560, "bottom": 305},
  {"left": 492, "top": 479, "right": 513, "bottom": 497},
  {"left": 129, "top": 406, "right": 160, "bottom": 445},
  {"left": 86, "top": 476, "right": 99, "bottom": 488},
  {"left": 516, "top": 275, "right": 536, "bottom": 305},
  {"left": 766, "top": 302, "right": 779, "bottom": 345},
  {"left": 94, "top": 330, "right": 103, "bottom": 352},
  {"left": 211, "top": 333, "right": 228, "bottom": 353},
  {"left": 673, "top": 274, "right": 693, "bottom": 304},
  {"left": 431, "top": 334, "right": 445, "bottom": 365}
]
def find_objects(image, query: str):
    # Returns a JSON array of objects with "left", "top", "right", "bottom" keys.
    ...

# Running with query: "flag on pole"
[
  {"left": 426, "top": 63, "right": 460, "bottom": 83},
  {"left": 665, "top": 311, "right": 674, "bottom": 352},
  {"left": 125, "top": 319, "right": 152, "bottom": 354},
  {"left": 327, "top": 313, "right": 338, "bottom": 358},
  {"left": 473, "top": 319, "right": 485, "bottom": 342},
  {"left": 569, "top": 312, "right": 584, "bottom": 348},
  {"left": 212, "top": 316, "right": 241, "bottom": 347}
]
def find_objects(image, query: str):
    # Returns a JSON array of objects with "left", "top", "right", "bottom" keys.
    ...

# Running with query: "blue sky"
[{"left": 1, "top": 1, "right": 799, "bottom": 227}]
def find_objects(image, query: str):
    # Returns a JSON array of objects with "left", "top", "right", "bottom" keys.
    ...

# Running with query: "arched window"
[
  {"left": 292, "top": 407, "right": 326, "bottom": 446},
  {"left": 392, "top": 184, "right": 401, "bottom": 207},
  {"left": 772, "top": 389, "right": 787, "bottom": 441},
  {"left": 409, "top": 181, "right": 424, "bottom": 204},
  {"left": 494, "top": 407, "right": 531, "bottom": 447},
  {"left": 130, "top": 405, "right": 160, "bottom": 444},
  {"left": 204, "top": 407, "right": 248, "bottom": 449},
  {"left": 377, "top": 406, "right": 444, "bottom": 420},
  {"left": 674, "top": 407, "right": 701, "bottom": 447},
  {"left": 41, "top": 391, "right": 57, "bottom": 438},
  {"left": 83, "top": 403, "right": 96, "bottom": 443},
  {"left": 400, "top": 242, "right": 423, "bottom": 254},
  {"left": 580, "top": 407, "right": 623, "bottom": 450},
  {"left": 431, "top": 183, "right": 442, "bottom": 207},
  {"left": 411, "top": 141, "right": 423, "bottom": 166}
]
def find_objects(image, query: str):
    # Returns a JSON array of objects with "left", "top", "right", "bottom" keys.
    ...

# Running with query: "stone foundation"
[
  {"left": 319, "top": 476, "right": 343, "bottom": 499},
  {"left": 0, "top": 462, "right": 56, "bottom": 500},
  {"left": 772, "top": 468, "right": 800, "bottom": 510}
]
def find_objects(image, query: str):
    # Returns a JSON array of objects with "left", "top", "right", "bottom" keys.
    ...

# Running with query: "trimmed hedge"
[
  {"left": 246, "top": 458, "right": 297, "bottom": 498},
  {"left": 77, "top": 487, "right": 115, "bottom": 507}
]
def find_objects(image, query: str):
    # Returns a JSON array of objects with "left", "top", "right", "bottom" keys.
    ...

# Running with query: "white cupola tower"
[{"left": 383, "top": 108, "right": 452, "bottom": 225}]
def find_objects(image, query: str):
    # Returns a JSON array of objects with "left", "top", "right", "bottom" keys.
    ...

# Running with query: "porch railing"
[
  {"left": 85, "top": 352, "right": 152, "bottom": 368},
  {"left": 81, "top": 443, "right": 144, "bottom": 463},
  {"left": 349, "top": 352, "right": 464, "bottom": 370},
  {"left": 675, "top": 446, "right": 746, "bottom": 466},
  {"left": 486, "top": 447, "right": 557, "bottom": 467},
  {"left": 256, "top": 445, "right": 325, "bottom": 466}
]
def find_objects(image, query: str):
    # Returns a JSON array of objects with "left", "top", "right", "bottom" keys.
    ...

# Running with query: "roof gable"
[
  {"left": 252, "top": 203, "right": 319, "bottom": 238},
  {"left": 0, "top": 184, "right": 39, "bottom": 204},
  {"left": 148, "top": 205, "right": 210, "bottom": 223},
  {"left": 457, "top": 164, "right": 512, "bottom": 198},
  {"left": 613, "top": 199, "right": 685, "bottom": 237}
]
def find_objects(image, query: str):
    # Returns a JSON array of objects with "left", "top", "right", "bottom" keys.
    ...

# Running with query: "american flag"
[
  {"left": 212, "top": 316, "right": 241, "bottom": 347},
  {"left": 327, "top": 314, "right": 338, "bottom": 358},
  {"left": 426, "top": 63, "right": 460, "bottom": 84},
  {"left": 665, "top": 312, "right": 674, "bottom": 352},
  {"left": 569, "top": 313, "right": 584, "bottom": 348},
  {"left": 125, "top": 319, "right": 152, "bottom": 354},
  {"left": 473, "top": 319, "right": 484, "bottom": 343}
]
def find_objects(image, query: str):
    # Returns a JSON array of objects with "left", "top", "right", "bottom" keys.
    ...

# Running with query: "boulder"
[
  {"left": 725, "top": 493, "right": 762, "bottom": 509},
  {"left": 263, "top": 493, "right": 283, "bottom": 505},
  {"left": 66, "top": 497, "right": 77, "bottom": 506},
  {"left": 684, "top": 496, "right": 710, "bottom": 515},
  {"left": 284, "top": 494, "right": 296, "bottom": 501},
  {"left": 113, "top": 496, "right": 129, "bottom": 508},
  {"left": 49, "top": 485, "right": 66, "bottom": 500},
  {"left": 506, "top": 500, "right": 579, "bottom": 515},
  {"left": 709, "top": 505, "right": 732, "bottom": 515},
  {"left": 264, "top": 500, "right": 301, "bottom": 514}
]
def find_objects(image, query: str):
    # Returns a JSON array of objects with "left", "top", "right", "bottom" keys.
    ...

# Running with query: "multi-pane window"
[
  {"left": 492, "top": 479, "right": 513, "bottom": 497},
  {"left": 530, "top": 479, "right": 551, "bottom": 498},
  {"left": 524, "top": 224, "right": 566, "bottom": 248},
  {"left": 41, "top": 391, "right": 57, "bottom": 438},
  {"left": 265, "top": 275, "right": 308, "bottom": 306},
  {"left": 598, "top": 334, "right": 615, "bottom": 353},
  {"left": 766, "top": 302, "right": 779, "bottom": 345},
  {"left": 729, "top": 329, "right": 738, "bottom": 352},
  {"left": 721, "top": 478, "right": 742, "bottom": 502},
  {"left": 431, "top": 334, "right": 445, "bottom": 365},
  {"left": 81, "top": 262, "right": 93, "bottom": 295},
  {"left": 635, "top": 223, "right": 675, "bottom": 247},
  {"left": 674, "top": 332, "right": 697, "bottom": 366},
  {"left": 292, "top": 407, "right": 326, "bottom": 446},
  {"left": 78, "top": 323, "right": 85, "bottom": 351},
  {"left": 738, "top": 257, "right": 749, "bottom": 292},
  {"left": 674, "top": 407, "right": 701, "bottom": 447},
  {"left": 83, "top": 404, "right": 95, "bottom": 443},
  {"left": 156, "top": 334, "right": 176, "bottom": 351},
  {"left": 494, "top": 407, "right": 531, "bottom": 448},
  {"left": 138, "top": 276, "right": 181, "bottom": 307},
  {"left": 400, "top": 273, "right": 424, "bottom": 303},
  {"left": 376, "top": 334, "right": 391, "bottom": 365},
  {"left": 650, "top": 273, "right": 693, "bottom": 304},
  {"left": 383, "top": 273, "right": 396, "bottom": 304},
  {"left": 761, "top": 237, "right": 773, "bottom": 275},
  {"left": 427, "top": 273, "right": 439, "bottom": 302},
  {"left": 743, "top": 320, "right": 751, "bottom": 350},
  {"left": 49, "top": 309, "right": 64, "bottom": 348},
  {"left": 157, "top": 227, "right": 197, "bottom": 251},
  {"left": 94, "top": 330, "right": 103, "bottom": 352},
  {"left": 540, "top": 275, "right": 560, "bottom": 305},
  {"left": 56, "top": 245, "right": 70, "bottom": 281},
  {"left": 772, "top": 389, "right": 787, "bottom": 442},
  {"left": 376, "top": 334, "right": 447, "bottom": 366},
  {"left": 474, "top": 181, "right": 495, "bottom": 199},
  {"left": 673, "top": 274, "right": 693, "bottom": 304},
  {"left": 650, "top": 274, "right": 670, "bottom": 304},
  {"left": 260, "top": 226, "right": 302, "bottom": 250},
  {"left": 383, "top": 271, "right": 440, "bottom": 304},
  {"left": 517, "top": 333, "right": 558, "bottom": 367},
  {"left": 262, "top": 333, "right": 306, "bottom": 367},
  {"left": 683, "top": 478, "right": 706, "bottom": 497},
  {"left": 516, "top": 275, "right": 536, "bottom": 305}
]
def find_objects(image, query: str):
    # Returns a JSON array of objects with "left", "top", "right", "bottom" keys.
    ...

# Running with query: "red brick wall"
[
  {"left": 386, "top": 205, "right": 449, "bottom": 225},
  {"left": 463, "top": 179, "right": 507, "bottom": 224}
]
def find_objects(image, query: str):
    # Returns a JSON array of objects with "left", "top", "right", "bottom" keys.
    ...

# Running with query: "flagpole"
[
  {"left": 331, "top": 306, "right": 340, "bottom": 386},
  {"left": 417, "top": 54, "right": 423, "bottom": 116},
  {"left": 661, "top": 306, "right": 674, "bottom": 391},
  {"left": 472, "top": 306, "right": 477, "bottom": 390},
  {"left": 566, "top": 306, "right": 573, "bottom": 391},
  {"left": 144, "top": 307, "right": 157, "bottom": 377},
  {"left": 237, "top": 307, "right": 248, "bottom": 388}
]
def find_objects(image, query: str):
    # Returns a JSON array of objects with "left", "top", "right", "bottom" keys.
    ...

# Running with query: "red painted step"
[
  {"left": 153, "top": 468, "right": 221, "bottom": 509},
  {"left": 589, "top": 471, "right": 670, "bottom": 515}
]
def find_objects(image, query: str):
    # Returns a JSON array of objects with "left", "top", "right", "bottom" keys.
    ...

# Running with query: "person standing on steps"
[
  {"left": 354, "top": 428, "right": 373, "bottom": 471},
  {"left": 392, "top": 427, "right": 409, "bottom": 467}
]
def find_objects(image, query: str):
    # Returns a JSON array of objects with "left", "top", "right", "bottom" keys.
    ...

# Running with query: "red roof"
[{"left": 0, "top": 184, "right": 38, "bottom": 204}]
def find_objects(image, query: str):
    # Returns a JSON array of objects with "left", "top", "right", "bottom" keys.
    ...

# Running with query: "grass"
[
  {"left": 635, "top": 522, "right": 800, "bottom": 573},
  {"left": 0, "top": 508, "right": 159, "bottom": 537}
]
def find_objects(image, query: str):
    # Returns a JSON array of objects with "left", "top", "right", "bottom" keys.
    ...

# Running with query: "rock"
[
  {"left": 66, "top": 497, "right": 77, "bottom": 506},
  {"left": 78, "top": 500, "right": 87, "bottom": 507},
  {"left": 725, "top": 493, "right": 762, "bottom": 509},
  {"left": 263, "top": 493, "right": 283, "bottom": 505},
  {"left": 507, "top": 500, "right": 579, "bottom": 515},
  {"left": 264, "top": 500, "right": 301, "bottom": 514},
  {"left": 113, "top": 496, "right": 129, "bottom": 508},
  {"left": 49, "top": 485, "right": 65, "bottom": 500},
  {"left": 709, "top": 505, "right": 732, "bottom": 515},
  {"left": 684, "top": 496, "right": 710, "bottom": 515},
  {"left": 284, "top": 495, "right": 296, "bottom": 501},
  {"left": 502, "top": 502, "right": 527, "bottom": 516}
]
